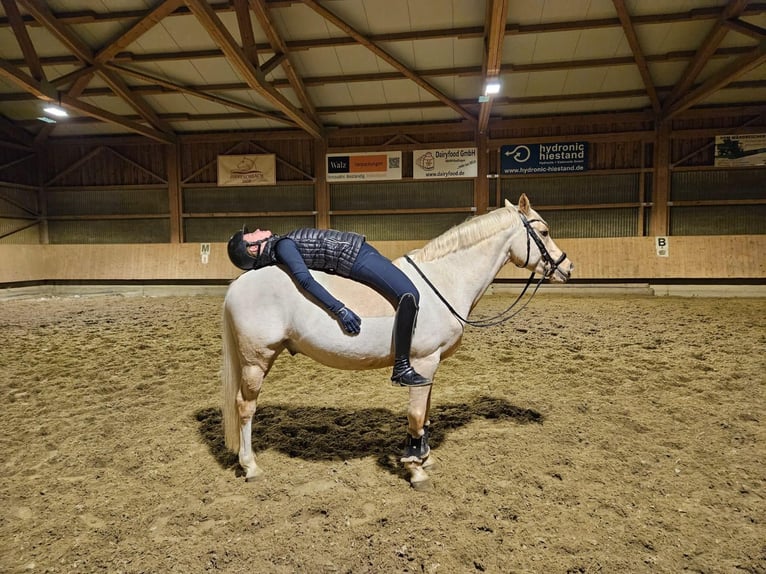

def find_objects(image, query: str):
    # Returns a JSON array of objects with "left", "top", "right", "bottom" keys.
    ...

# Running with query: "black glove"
[{"left": 335, "top": 307, "right": 361, "bottom": 334}]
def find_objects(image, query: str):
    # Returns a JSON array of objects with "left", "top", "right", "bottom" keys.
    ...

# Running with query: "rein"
[
  {"left": 404, "top": 210, "right": 567, "bottom": 329},
  {"left": 405, "top": 253, "right": 543, "bottom": 327}
]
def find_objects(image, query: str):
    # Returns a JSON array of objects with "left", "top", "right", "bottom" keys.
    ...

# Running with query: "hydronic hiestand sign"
[{"left": 500, "top": 142, "right": 588, "bottom": 175}]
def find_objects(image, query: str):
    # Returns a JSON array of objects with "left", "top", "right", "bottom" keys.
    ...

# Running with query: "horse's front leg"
[{"left": 402, "top": 385, "right": 434, "bottom": 490}]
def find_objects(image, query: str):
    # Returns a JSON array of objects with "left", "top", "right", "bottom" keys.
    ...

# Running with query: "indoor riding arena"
[{"left": 1, "top": 2, "right": 764, "bottom": 573}]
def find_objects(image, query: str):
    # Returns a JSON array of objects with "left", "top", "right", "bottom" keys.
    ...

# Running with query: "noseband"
[{"left": 518, "top": 213, "right": 567, "bottom": 279}]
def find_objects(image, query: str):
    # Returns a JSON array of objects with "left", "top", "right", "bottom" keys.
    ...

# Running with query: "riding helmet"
[{"left": 227, "top": 226, "right": 257, "bottom": 270}]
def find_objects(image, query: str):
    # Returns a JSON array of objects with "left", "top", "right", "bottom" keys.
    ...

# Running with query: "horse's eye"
[{"left": 540, "top": 229, "right": 549, "bottom": 237}]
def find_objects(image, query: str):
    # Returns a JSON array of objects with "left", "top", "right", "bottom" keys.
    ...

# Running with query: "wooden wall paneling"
[{"left": 2, "top": 235, "right": 764, "bottom": 285}]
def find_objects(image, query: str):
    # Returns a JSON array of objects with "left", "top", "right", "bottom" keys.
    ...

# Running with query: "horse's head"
[{"left": 507, "top": 194, "right": 573, "bottom": 283}]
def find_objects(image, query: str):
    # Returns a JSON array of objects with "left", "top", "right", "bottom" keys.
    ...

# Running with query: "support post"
[
  {"left": 167, "top": 143, "right": 182, "bottom": 243},
  {"left": 475, "top": 133, "right": 490, "bottom": 214},
  {"left": 650, "top": 120, "right": 671, "bottom": 237},
  {"left": 314, "top": 138, "right": 329, "bottom": 228}
]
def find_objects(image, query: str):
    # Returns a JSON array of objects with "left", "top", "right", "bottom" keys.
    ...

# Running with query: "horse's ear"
[{"left": 518, "top": 193, "right": 531, "bottom": 216}]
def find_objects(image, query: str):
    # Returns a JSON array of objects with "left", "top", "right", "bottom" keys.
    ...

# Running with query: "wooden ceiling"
[{"left": 0, "top": 0, "right": 765, "bottom": 148}]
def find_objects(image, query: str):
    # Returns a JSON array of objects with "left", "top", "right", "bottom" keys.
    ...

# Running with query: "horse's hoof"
[
  {"left": 244, "top": 468, "right": 265, "bottom": 482},
  {"left": 410, "top": 476, "right": 432, "bottom": 492},
  {"left": 406, "top": 463, "right": 432, "bottom": 491},
  {"left": 422, "top": 456, "right": 439, "bottom": 472}
]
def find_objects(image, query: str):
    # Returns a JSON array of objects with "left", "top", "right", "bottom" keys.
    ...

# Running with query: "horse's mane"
[{"left": 408, "top": 204, "right": 517, "bottom": 263}]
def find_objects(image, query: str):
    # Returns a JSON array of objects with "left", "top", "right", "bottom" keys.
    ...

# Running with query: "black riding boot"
[{"left": 390, "top": 293, "right": 431, "bottom": 387}]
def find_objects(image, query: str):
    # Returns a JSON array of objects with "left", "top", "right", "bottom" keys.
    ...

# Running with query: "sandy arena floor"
[{"left": 1, "top": 293, "right": 764, "bottom": 573}]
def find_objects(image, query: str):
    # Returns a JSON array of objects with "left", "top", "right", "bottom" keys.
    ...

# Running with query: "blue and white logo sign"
[{"left": 500, "top": 142, "right": 588, "bottom": 174}]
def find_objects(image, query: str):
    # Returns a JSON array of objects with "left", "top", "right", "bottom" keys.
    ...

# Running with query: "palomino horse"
[{"left": 221, "top": 194, "right": 573, "bottom": 489}]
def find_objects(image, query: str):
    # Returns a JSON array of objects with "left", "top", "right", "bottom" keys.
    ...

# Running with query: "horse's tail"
[{"left": 221, "top": 301, "right": 241, "bottom": 453}]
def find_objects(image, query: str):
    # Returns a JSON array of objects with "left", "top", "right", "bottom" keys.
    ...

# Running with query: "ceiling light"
[
  {"left": 484, "top": 80, "right": 501, "bottom": 96},
  {"left": 43, "top": 105, "right": 69, "bottom": 117},
  {"left": 37, "top": 116, "right": 57, "bottom": 123}
]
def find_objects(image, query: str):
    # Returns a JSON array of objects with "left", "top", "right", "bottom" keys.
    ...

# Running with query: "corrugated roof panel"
[
  {"left": 0, "top": 28, "right": 24, "bottom": 60},
  {"left": 506, "top": 1, "right": 545, "bottom": 25},
  {"left": 78, "top": 94, "right": 136, "bottom": 116},
  {"left": 702, "top": 86, "right": 766, "bottom": 106},
  {"left": 504, "top": 72, "right": 531, "bottom": 99},
  {"left": 359, "top": 0, "right": 413, "bottom": 34},
  {"left": 309, "top": 84, "right": 355, "bottom": 108},
  {"left": 332, "top": 45, "right": 389, "bottom": 75},
  {"left": 381, "top": 78, "right": 425, "bottom": 104},
  {"left": 411, "top": 0, "right": 485, "bottom": 29},
  {"left": 186, "top": 58, "right": 242, "bottom": 86},
  {"left": 562, "top": 68, "right": 610, "bottom": 93},
  {"left": 626, "top": 0, "right": 724, "bottom": 17},
  {"left": 323, "top": 111, "right": 363, "bottom": 127},
  {"left": 648, "top": 61, "right": 691, "bottom": 88},
  {"left": 503, "top": 34, "right": 542, "bottom": 67},
  {"left": 573, "top": 28, "right": 630, "bottom": 59},
  {"left": 600, "top": 65, "right": 646, "bottom": 91},
  {"left": 0, "top": 100, "right": 43, "bottom": 121},
  {"left": 378, "top": 40, "right": 417, "bottom": 69},
  {"left": 345, "top": 81, "right": 389, "bottom": 105},
  {"left": 531, "top": 31, "right": 582, "bottom": 63},
  {"left": 271, "top": 2, "right": 341, "bottom": 41},
  {"left": 637, "top": 21, "right": 712, "bottom": 54},
  {"left": 540, "top": 0, "right": 599, "bottom": 24},
  {"left": 523, "top": 69, "right": 569, "bottom": 97}
]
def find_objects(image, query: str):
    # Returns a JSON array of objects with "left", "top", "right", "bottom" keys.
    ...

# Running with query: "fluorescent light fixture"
[
  {"left": 484, "top": 80, "right": 501, "bottom": 95},
  {"left": 43, "top": 105, "right": 69, "bottom": 117},
  {"left": 37, "top": 116, "right": 57, "bottom": 123}
]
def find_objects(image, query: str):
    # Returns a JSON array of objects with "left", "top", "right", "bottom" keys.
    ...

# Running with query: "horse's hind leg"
[{"left": 237, "top": 362, "right": 269, "bottom": 481}]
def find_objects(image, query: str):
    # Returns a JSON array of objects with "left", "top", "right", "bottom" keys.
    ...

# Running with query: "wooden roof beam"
[
  {"left": 184, "top": 0, "right": 323, "bottom": 139},
  {"left": 95, "top": 0, "right": 186, "bottom": 62},
  {"left": 2, "top": 0, "right": 45, "bottom": 82},
  {"left": 664, "top": 42, "right": 766, "bottom": 119},
  {"left": 612, "top": 0, "right": 661, "bottom": 114},
  {"left": 250, "top": 0, "right": 318, "bottom": 120},
  {"left": 105, "top": 63, "right": 293, "bottom": 124},
  {"left": 0, "top": 59, "right": 174, "bottom": 144},
  {"left": 724, "top": 17, "right": 766, "bottom": 41},
  {"left": 663, "top": 0, "right": 749, "bottom": 111},
  {"left": 0, "top": 113, "right": 34, "bottom": 148},
  {"left": 18, "top": 0, "right": 176, "bottom": 137},
  {"left": 233, "top": 0, "right": 259, "bottom": 66},
  {"left": 301, "top": 0, "right": 477, "bottom": 124},
  {"left": 478, "top": 0, "right": 508, "bottom": 135}
]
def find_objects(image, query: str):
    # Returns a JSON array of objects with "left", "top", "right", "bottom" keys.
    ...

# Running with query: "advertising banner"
[
  {"left": 217, "top": 154, "right": 276, "bottom": 186},
  {"left": 714, "top": 134, "right": 766, "bottom": 166},
  {"left": 500, "top": 142, "right": 588, "bottom": 175},
  {"left": 413, "top": 147, "right": 477, "bottom": 179},
  {"left": 326, "top": 151, "right": 402, "bottom": 181}
]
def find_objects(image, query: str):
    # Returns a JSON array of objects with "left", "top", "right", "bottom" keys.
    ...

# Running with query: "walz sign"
[{"left": 500, "top": 142, "right": 588, "bottom": 175}]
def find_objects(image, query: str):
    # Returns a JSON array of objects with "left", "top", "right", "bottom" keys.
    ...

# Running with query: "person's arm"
[{"left": 274, "top": 238, "right": 361, "bottom": 334}]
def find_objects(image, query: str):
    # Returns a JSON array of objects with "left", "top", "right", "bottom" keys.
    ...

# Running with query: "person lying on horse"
[{"left": 227, "top": 226, "right": 431, "bottom": 387}]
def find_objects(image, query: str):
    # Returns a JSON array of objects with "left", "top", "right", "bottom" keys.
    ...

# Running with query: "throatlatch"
[{"left": 390, "top": 293, "right": 431, "bottom": 387}]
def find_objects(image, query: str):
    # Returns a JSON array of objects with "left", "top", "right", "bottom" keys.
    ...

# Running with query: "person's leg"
[{"left": 350, "top": 245, "right": 431, "bottom": 387}]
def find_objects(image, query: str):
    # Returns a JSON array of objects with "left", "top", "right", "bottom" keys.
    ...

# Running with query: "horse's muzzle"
[{"left": 549, "top": 260, "right": 573, "bottom": 283}]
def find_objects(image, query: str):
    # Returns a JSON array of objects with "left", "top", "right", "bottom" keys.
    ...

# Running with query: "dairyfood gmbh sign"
[
  {"left": 413, "top": 147, "right": 477, "bottom": 179},
  {"left": 500, "top": 142, "right": 589, "bottom": 174}
]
